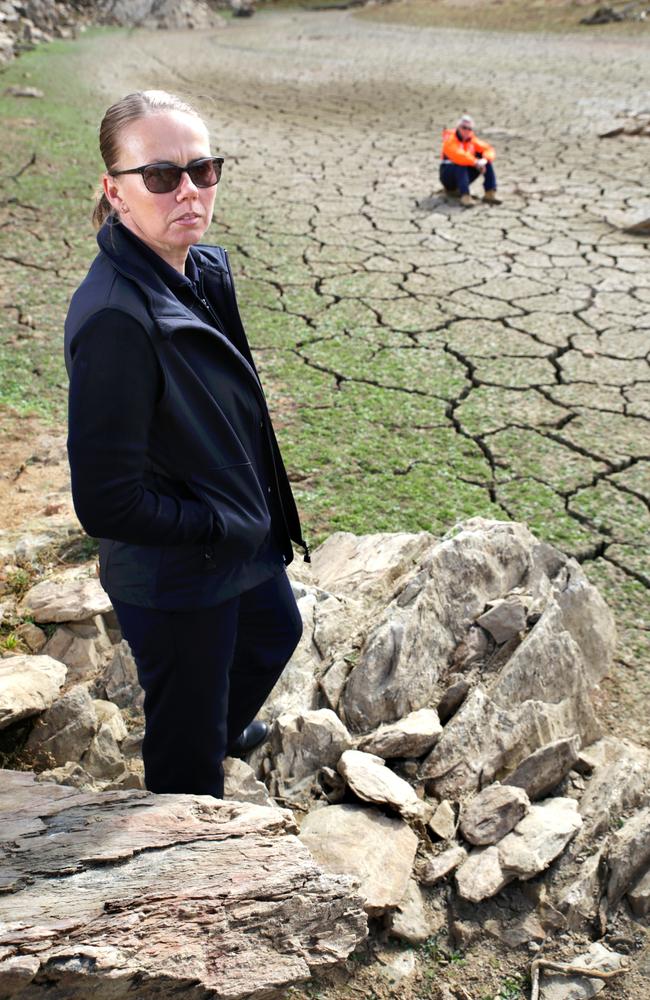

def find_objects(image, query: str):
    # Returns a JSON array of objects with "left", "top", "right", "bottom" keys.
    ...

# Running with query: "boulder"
[
  {"left": 418, "top": 845, "right": 467, "bottom": 886},
  {"left": 0, "top": 770, "right": 367, "bottom": 997},
  {"left": 223, "top": 757, "right": 273, "bottom": 807},
  {"left": 459, "top": 783, "right": 530, "bottom": 846},
  {"left": 538, "top": 942, "right": 625, "bottom": 1000},
  {"left": 628, "top": 867, "right": 650, "bottom": 919},
  {"left": 504, "top": 736, "right": 581, "bottom": 800},
  {"left": 0, "top": 655, "right": 66, "bottom": 730},
  {"left": 456, "top": 798, "right": 582, "bottom": 903},
  {"left": 81, "top": 721, "right": 127, "bottom": 781},
  {"left": 101, "top": 640, "right": 144, "bottom": 711},
  {"left": 428, "top": 799, "right": 457, "bottom": 840},
  {"left": 388, "top": 878, "right": 432, "bottom": 944},
  {"left": 309, "top": 530, "right": 433, "bottom": 602},
  {"left": 269, "top": 709, "right": 353, "bottom": 796},
  {"left": 24, "top": 684, "right": 98, "bottom": 768},
  {"left": 42, "top": 626, "right": 102, "bottom": 684},
  {"left": 604, "top": 805, "right": 650, "bottom": 911},
  {"left": 93, "top": 700, "right": 128, "bottom": 743},
  {"left": 19, "top": 569, "right": 112, "bottom": 623},
  {"left": 337, "top": 749, "right": 430, "bottom": 822},
  {"left": 299, "top": 803, "right": 418, "bottom": 916},
  {"left": 476, "top": 594, "right": 528, "bottom": 644},
  {"left": 576, "top": 738, "right": 650, "bottom": 841},
  {"left": 359, "top": 708, "right": 442, "bottom": 759}
]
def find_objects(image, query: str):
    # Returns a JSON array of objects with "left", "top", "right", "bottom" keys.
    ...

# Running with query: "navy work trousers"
[
  {"left": 440, "top": 161, "right": 497, "bottom": 196},
  {"left": 111, "top": 570, "right": 302, "bottom": 798}
]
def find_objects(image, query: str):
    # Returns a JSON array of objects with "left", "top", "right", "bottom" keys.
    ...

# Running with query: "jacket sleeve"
[
  {"left": 473, "top": 136, "right": 496, "bottom": 161},
  {"left": 441, "top": 130, "right": 480, "bottom": 167},
  {"left": 67, "top": 308, "right": 216, "bottom": 545}
]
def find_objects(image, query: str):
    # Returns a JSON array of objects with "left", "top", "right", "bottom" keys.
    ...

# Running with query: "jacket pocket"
[{"left": 189, "top": 462, "right": 272, "bottom": 562}]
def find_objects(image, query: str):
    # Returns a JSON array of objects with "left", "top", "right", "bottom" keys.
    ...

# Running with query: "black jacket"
[{"left": 65, "top": 220, "right": 307, "bottom": 609}]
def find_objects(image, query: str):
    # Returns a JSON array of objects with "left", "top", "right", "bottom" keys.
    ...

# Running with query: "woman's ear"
[{"left": 103, "top": 173, "right": 128, "bottom": 214}]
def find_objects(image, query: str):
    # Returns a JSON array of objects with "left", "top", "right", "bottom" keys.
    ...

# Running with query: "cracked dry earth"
[{"left": 2, "top": 9, "right": 649, "bottom": 745}]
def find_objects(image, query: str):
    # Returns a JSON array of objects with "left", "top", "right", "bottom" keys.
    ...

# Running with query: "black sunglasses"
[{"left": 109, "top": 156, "right": 224, "bottom": 194}]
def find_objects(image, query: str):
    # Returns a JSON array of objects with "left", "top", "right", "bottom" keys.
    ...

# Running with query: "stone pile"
[
  {"left": 1, "top": 518, "right": 649, "bottom": 993},
  {"left": 0, "top": 0, "right": 225, "bottom": 65}
]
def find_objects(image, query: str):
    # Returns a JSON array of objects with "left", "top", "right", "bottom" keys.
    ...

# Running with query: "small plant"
[
  {"left": 2, "top": 633, "right": 18, "bottom": 650},
  {"left": 5, "top": 567, "right": 32, "bottom": 598},
  {"left": 495, "top": 974, "right": 525, "bottom": 999}
]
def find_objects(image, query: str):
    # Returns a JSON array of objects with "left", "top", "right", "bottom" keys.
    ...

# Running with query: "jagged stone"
[
  {"left": 337, "top": 749, "right": 430, "bottom": 822},
  {"left": 555, "top": 847, "right": 605, "bottom": 930},
  {"left": 14, "top": 621, "right": 46, "bottom": 653},
  {"left": 436, "top": 675, "right": 472, "bottom": 724},
  {"left": 460, "top": 783, "right": 530, "bottom": 846},
  {"left": 388, "top": 878, "right": 432, "bottom": 944},
  {"left": 269, "top": 708, "right": 353, "bottom": 794},
  {"left": 309, "top": 530, "right": 433, "bottom": 602},
  {"left": 259, "top": 587, "right": 321, "bottom": 718},
  {"left": 81, "top": 721, "right": 127, "bottom": 781},
  {"left": 19, "top": 569, "right": 112, "bottom": 623},
  {"left": 576, "top": 738, "right": 650, "bottom": 841},
  {"left": 504, "top": 736, "right": 581, "bottom": 800},
  {"left": 538, "top": 942, "right": 625, "bottom": 1000},
  {"left": 299, "top": 803, "right": 418, "bottom": 915},
  {"left": 0, "top": 770, "right": 367, "bottom": 995},
  {"left": 605, "top": 805, "right": 650, "bottom": 911},
  {"left": 223, "top": 757, "right": 273, "bottom": 806},
  {"left": 358, "top": 708, "right": 442, "bottom": 759},
  {"left": 428, "top": 799, "right": 457, "bottom": 840},
  {"left": 628, "top": 867, "right": 650, "bottom": 919},
  {"left": 0, "top": 655, "right": 66, "bottom": 730},
  {"left": 93, "top": 700, "right": 128, "bottom": 743},
  {"left": 25, "top": 684, "right": 98, "bottom": 768},
  {"left": 34, "top": 761, "right": 100, "bottom": 791},
  {"left": 476, "top": 595, "right": 528, "bottom": 644},
  {"left": 417, "top": 845, "right": 467, "bottom": 886},
  {"left": 456, "top": 798, "right": 582, "bottom": 902},
  {"left": 42, "top": 626, "right": 101, "bottom": 684},
  {"left": 101, "top": 640, "right": 144, "bottom": 711}
]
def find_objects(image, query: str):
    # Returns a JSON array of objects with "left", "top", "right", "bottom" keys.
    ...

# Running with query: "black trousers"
[{"left": 111, "top": 570, "right": 302, "bottom": 798}]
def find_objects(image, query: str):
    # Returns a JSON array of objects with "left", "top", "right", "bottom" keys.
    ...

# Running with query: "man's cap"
[{"left": 458, "top": 114, "right": 475, "bottom": 129}]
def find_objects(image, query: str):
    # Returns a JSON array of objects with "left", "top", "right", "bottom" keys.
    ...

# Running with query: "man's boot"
[
  {"left": 483, "top": 190, "right": 502, "bottom": 205},
  {"left": 460, "top": 194, "right": 475, "bottom": 207}
]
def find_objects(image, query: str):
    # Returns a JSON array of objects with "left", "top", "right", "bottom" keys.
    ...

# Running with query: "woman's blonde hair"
[{"left": 92, "top": 90, "right": 205, "bottom": 229}]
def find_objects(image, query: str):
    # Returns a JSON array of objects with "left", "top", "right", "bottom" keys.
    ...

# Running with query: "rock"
[
  {"left": 4, "top": 84, "right": 44, "bottom": 97},
  {"left": 101, "top": 640, "right": 144, "bottom": 711},
  {"left": 341, "top": 520, "right": 539, "bottom": 732},
  {"left": 259, "top": 588, "right": 321, "bottom": 719},
  {"left": 499, "top": 798, "right": 582, "bottom": 880},
  {"left": 0, "top": 655, "right": 66, "bottom": 730},
  {"left": 538, "top": 942, "right": 625, "bottom": 1000},
  {"left": 269, "top": 709, "right": 353, "bottom": 794},
  {"left": 576, "top": 738, "right": 650, "bottom": 841},
  {"left": 460, "top": 783, "right": 530, "bottom": 846},
  {"left": 456, "top": 845, "right": 508, "bottom": 903},
  {"left": 20, "top": 569, "right": 112, "bottom": 623},
  {"left": 81, "top": 721, "right": 127, "bottom": 781},
  {"left": 418, "top": 845, "right": 467, "bottom": 886},
  {"left": 436, "top": 675, "right": 472, "bottom": 724},
  {"left": 93, "top": 700, "right": 128, "bottom": 743},
  {"left": 555, "top": 847, "right": 605, "bottom": 929},
  {"left": 604, "top": 805, "right": 650, "bottom": 911},
  {"left": 337, "top": 749, "right": 430, "bottom": 823},
  {"left": 35, "top": 761, "right": 100, "bottom": 791},
  {"left": 14, "top": 621, "right": 46, "bottom": 653},
  {"left": 476, "top": 595, "right": 528, "bottom": 644},
  {"left": 230, "top": 0, "right": 255, "bottom": 17},
  {"left": 374, "top": 946, "right": 417, "bottom": 984},
  {"left": 319, "top": 656, "right": 352, "bottom": 712},
  {"left": 299, "top": 803, "right": 418, "bottom": 915},
  {"left": 13, "top": 532, "right": 57, "bottom": 563},
  {"left": 428, "top": 799, "right": 457, "bottom": 840},
  {"left": 42, "top": 625, "right": 102, "bottom": 684},
  {"left": 388, "top": 878, "right": 432, "bottom": 944},
  {"left": 223, "top": 757, "right": 273, "bottom": 806},
  {"left": 0, "top": 28, "right": 14, "bottom": 63},
  {"left": 450, "top": 626, "right": 490, "bottom": 670},
  {"left": 0, "top": 770, "right": 367, "bottom": 994},
  {"left": 359, "top": 708, "right": 442, "bottom": 758},
  {"left": 504, "top": 736, "right": 581, "bottom": 800},
  {"left": 456, "top": 798, "right": 582, "bottom": 903},
  {"left": 309, "top": 530, "right": 433, "bottom": 602},
  {"left": 628, "top": 867, "right": 650, "bottom": 919},
  {"left": 24, "top": 684, "right": 98, "bottom": 768}
]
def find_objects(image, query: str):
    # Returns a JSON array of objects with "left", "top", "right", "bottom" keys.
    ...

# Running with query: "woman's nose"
[{"left": 176, "top": 169, "right": 199, "bottom": 199}]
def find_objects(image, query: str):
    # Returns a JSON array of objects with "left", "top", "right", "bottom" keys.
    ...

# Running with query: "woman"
[{"left": 65, "top": 90, "right": 307, "bottom": 798}]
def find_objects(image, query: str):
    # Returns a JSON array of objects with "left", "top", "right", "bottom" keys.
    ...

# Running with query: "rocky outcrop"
[
  {"left": 0, "top": 770, "right": 367, "bottom": 998},
  {"left": 2, "top": 520, "right": 648, "bottom": 992}
]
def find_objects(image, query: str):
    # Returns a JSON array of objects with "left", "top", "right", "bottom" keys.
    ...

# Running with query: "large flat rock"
[
  {"left": 0, "top": 770, "right": 367, "bottom": 998},
  {"left": 0, "top": 656, "right": 67, "bottom": 730}
]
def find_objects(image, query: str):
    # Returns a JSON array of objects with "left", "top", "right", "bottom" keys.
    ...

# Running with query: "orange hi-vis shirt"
[{"left": 441, "top": 128, "right": 496, "bottom": 167}]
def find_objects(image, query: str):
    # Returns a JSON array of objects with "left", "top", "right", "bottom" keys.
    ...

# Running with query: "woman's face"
[{"left": 103, "top": 110, "right": 217, "bottom": 270}]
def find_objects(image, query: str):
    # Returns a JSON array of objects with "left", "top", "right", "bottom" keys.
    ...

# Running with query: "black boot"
[{"left": 227, "top": 720, "right": 269, "bottom": 758}]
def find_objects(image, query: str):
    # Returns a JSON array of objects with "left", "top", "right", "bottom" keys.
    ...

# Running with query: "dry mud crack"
[{"left": 0, "top": 10, "right": 648, "bottom": 751}]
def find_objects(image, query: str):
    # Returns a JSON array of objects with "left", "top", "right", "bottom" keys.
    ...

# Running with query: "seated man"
[{"left": 440, "top": 114, "right": 501, "bottom": 207}]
